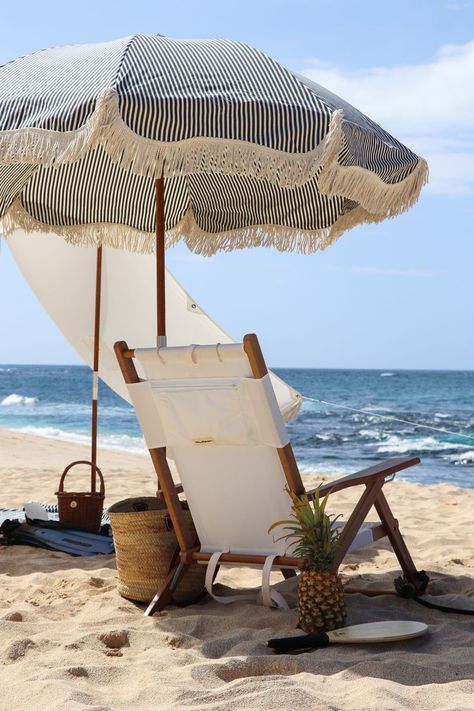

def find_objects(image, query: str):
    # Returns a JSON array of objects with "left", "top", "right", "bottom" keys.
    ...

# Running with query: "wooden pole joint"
[{"left": 181, "top": 547, "right": 200, "bottom": 564}]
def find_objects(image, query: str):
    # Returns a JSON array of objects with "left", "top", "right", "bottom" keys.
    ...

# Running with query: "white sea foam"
[
  {"left": 434, "top": 412, "right": 451, "bottom": 419},
  {"left": 299, "top": 463, "right": 353, "bottom": 476},
  {"left": 380, "top": 372, "right": 395, "bottom": 377},
  {"left": 445, "top": 450, "right": 474, "bottom": 465},
  {"left": 14, "top": 426, "right": 146, "bottom": 454},
  {"left": 359, "top": 428, "right": 382, "bottom": 440},
  {"left": 1, "top": 393, "right": 38, "bottom": 406},
  {"left": 0, "top": 367, "right": 15, "bottom": 373},
  {"left": 377, "top": 435, "right": 469, "bottom": 454}
]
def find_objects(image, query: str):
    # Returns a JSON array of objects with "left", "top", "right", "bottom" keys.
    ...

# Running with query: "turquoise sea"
[{"left": 0, "top": 365, "right": 472, "bottom": 488}]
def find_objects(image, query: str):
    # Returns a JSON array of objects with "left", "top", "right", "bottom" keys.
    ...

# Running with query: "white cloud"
[{"left": 302, "top": 42, "right": 474, "bottom": 196}]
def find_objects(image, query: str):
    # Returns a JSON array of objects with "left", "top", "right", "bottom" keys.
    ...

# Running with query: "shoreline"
[
  {"left": 0, "top": 428, "right": 157, "bottom": 508},
  {"left": 0, "top": 424, "right": 148, "bottom": 457},
  {"left": 0, "top": 426, "right": 472, "bottom": 495}
]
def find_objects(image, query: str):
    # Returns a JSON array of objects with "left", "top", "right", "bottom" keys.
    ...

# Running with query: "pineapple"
[{"left": 269, "top": 486, "right": 346, "bottom": 633}]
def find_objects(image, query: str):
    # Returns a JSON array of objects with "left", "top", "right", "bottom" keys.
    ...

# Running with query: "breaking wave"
[
  {"left": 359, "top": 428, "right": 382, "bottom": 440},
  {"left": 1, "top": 393, "right": 38, "bottom": 406},
  {"left": 377, "top": 435, "right": 469, "bottom": 455},
  {"left": 445, "top": 450, "right": 474, "bottom": 465}
]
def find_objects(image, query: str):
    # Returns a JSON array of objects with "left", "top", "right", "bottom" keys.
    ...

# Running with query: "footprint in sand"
[
  {"left": 4, "top": 638, "right": 34, "bottom": 661},
  {"left": 3, "top": 611, "right": 23, "bottom": 621},
  {"left": 195, "top": 657, "right": 302, "bottom": 685},
  {"left": 89, "top": 576, "right": 116, "bottom": 593},
  {"left": 98, "top": 629, "right": 130, "bottom": 656},
  {"left": 67, "top": 666, "right": 89, "bottom": 677}
]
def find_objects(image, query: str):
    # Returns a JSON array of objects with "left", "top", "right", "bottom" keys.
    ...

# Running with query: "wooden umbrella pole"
[
  {"left": 156, "top": 176, "right": 166, "bottom": 345},
  {"left": 155, "top": 176, "right": 166, "bottom": 498},
  {"left": 90, "top": 243, "right": 103, "bottom": 492}
]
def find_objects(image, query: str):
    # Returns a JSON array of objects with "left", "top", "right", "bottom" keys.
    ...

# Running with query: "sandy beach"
[{"left": 0, "top": 428, "right": 473, "bottom": 711}]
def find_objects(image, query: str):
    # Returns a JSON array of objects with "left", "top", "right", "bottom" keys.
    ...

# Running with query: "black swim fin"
[{"left": 0, "top": 520, "right": 114, "bottom": 556}]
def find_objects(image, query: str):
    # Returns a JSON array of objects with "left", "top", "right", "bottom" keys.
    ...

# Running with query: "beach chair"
[{"left": 114, "top": 334, "right": 428, "bottom": 616}]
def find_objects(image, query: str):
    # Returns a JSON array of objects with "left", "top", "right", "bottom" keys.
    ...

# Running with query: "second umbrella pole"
[
  {"left": 89, "top": 178, "right": 165, "bottom": 490},
  {"left": 155, "top": 176, "right": 167, "bottom": 497},
  {"left": 156, "top": 176, "right": 166, "bottom": 345},
  {"left": 90, "top": 243, "right": 103, "bottom": 492}
]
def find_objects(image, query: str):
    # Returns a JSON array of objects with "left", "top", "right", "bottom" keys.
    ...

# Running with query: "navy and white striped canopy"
[{"left": 0, "top": 35, "right": 428, "bottom": 254}]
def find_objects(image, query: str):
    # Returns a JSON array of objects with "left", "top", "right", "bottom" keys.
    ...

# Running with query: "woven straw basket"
[{"left": 108, "top": 497, "right": 206, "bottom": 605}]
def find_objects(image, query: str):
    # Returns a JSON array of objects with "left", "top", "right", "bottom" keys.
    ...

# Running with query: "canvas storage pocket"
[{"left": 153, "top": 379, "right": 253, "bottom": 447}]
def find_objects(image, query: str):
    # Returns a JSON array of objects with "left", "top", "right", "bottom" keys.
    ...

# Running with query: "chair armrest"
[{"left": 305, "top": 457, "right": 420, "bottom": 496}]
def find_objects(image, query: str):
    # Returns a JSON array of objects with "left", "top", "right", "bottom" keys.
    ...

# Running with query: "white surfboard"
[{"left": 6, "top": 230, "right": 301, "bottom": 420}]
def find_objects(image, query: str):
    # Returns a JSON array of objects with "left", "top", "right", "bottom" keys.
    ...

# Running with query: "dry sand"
[{"left": 0, "top": 428, "right": 473, "bottom": 710}]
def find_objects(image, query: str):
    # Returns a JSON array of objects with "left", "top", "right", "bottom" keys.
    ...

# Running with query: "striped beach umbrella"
[
  {"left": 0, "top": 35, "right": 427, "bottom": 481},
  {"left": 0, "top": 35, "right": 427, "bottom": 259}
]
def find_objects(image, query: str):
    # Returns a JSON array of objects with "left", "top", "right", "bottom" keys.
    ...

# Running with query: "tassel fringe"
[
  {"left": 0, "top": 87, "right": 428, "bottom": 211},
  {"left": 0, "top": 89, "right": 344, "bottom": 189},
  {"left": 0, "top": 87, "right": 428, "bottom": 249},
  {"left": 318, "top": 157, "right": 429, "bottom": 217},
  {"left": 0, "top": 201, "right": 155, "bottom": 254},
  {"left": 1, "top": 199, "right": 387, "bottom": 256}
]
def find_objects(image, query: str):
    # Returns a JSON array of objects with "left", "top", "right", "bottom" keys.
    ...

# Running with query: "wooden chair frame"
[{"left": 114, "top": 333, "right": 428, "bottom": 616}]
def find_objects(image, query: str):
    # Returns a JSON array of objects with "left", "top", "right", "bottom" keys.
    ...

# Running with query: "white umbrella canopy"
[{"left": 6, "top": 230, "right": 301, "bottom": 422}]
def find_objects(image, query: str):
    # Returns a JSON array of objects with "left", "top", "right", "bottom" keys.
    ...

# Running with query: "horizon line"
[{"left": 1, "top": 361, "right": 473, "bottom": 374}]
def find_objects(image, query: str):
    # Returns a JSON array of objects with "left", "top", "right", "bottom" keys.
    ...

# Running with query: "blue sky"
[{"left": 0, "top": 0, "right": 472, "bottom": 369}]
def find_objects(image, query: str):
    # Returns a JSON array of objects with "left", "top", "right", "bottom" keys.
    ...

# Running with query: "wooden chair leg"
[
  {"left": 374, "top": 491, "right": 429, "bottom": 593},
  {"left": 333, "top": 479, "right": 385, "bottom": 568},
  {"left": 144, "top": 562, "right": 189, "bottom": 616}
]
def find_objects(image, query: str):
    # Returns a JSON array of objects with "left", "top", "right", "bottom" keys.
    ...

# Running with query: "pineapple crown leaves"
[{"left": 268, "top": 485, "right": 342, "bottom": 571}]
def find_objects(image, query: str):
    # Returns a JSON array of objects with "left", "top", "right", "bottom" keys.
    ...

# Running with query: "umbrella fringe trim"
[
  {"left": 169, "top": 205, "right": 383, "bottom": 256},
  {"left": 318, "top": 157, "right": 429, "bottom": 216},
  {"left": 0, "top": 89, "right": 427, "bottom": 210},
  {"left": 102, "top": 98, "right": 345, "bottom": 189},
  {"left": 0, "top": 89, "right": 345, "bottom": 188},
  {"left": 1, "top": 199, "right": 387, "bottom": 256},
  {"left": 0, "top": 200, "right": 155, "bottom": 254},
  {"left": 0, "top": 90, "right": 112, "bottom": 167}
]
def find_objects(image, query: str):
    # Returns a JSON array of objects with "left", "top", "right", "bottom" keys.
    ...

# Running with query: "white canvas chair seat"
[{"left": 115, "top": 334, "right": 426, "bottom": 615}]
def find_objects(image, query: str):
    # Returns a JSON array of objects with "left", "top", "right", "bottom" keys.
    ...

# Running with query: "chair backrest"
[{"left": 125, "top": 338, "right": 304, "bottom": 557}]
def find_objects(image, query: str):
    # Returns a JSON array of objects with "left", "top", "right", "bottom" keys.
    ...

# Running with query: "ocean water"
[{"left": 0, "top": 365, "right": 472, "bottom": 489}]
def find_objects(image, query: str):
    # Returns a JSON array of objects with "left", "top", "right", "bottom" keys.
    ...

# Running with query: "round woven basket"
[{"left": 108, "top": 497, "right": 206, "bottom": 605}]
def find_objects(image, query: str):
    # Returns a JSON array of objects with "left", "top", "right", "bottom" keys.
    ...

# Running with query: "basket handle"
[{"left": 58, "top": 460, "right": 105, "bottom": 495}]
